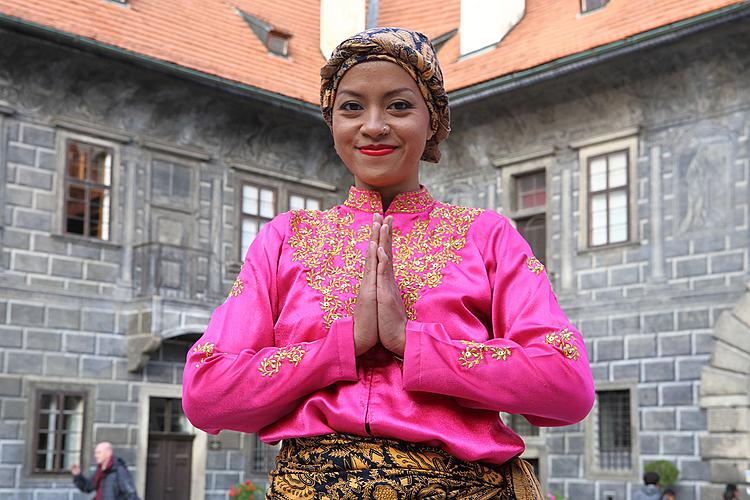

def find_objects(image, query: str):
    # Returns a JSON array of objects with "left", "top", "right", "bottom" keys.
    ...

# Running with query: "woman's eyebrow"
[{"left": 336, "top": 87, "right": 417, "bottom": 99}]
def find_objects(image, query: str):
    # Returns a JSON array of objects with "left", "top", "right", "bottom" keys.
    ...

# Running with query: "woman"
[{"left": 183, "top": 27, "right": 595, "bottom": 499}]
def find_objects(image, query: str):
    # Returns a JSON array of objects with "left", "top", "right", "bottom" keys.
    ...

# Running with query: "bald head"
[{"left": 94, "top": 441, "right": 113, "bottom": 466}]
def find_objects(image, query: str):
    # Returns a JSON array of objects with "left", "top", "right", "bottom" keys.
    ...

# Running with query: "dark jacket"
[{"left": 73, "top": 457, "right": 140, "bottom": 500}]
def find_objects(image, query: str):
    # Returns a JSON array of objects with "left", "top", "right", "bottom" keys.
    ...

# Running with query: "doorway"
[{"left": 145, "top": 397, "right": 193, "bottom": 499}]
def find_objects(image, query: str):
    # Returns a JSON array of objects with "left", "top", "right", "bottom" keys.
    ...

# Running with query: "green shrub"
[{"left": 644, "top": 460, "right": 679, "bottom": 486}]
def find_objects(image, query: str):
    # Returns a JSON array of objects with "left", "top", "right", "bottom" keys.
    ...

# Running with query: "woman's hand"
[
  {"left": 376, "top": 216, "right": 407, "bottom": 357},
  {"left": 353, "top": 214, "right": 381, "bottom": 356}
]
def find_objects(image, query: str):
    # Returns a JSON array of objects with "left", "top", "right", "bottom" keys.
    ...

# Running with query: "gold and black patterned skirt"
[{"left": 266, "top": 433, "right": 543, "bottom": 499}]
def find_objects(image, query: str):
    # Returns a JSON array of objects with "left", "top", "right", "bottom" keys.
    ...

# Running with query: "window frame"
[
  {"left": 287, "top": 191, "right": 324, "bottom": 212},
  {"left": 494, "top": 150, "right": 553, "bottom": 272},
  {"left": 25, "top": 380, "right": 95, "bottom": 479},
  {"left": 573, "top": 130, "right": 639, "bottom": 252},
  {"left": 231, "top": 166, "right": 335, "bottom": 272},
  {"left": 55, "top": 131, "right": 121, "bottom": 245},
  {"left": 586, "top": 149, "right": 630, "bottom": 248},
  {"left": 584, "top": 381, "right": 639, "bottom": 480},
  {"left": 147, "top": 152, "right": 200, "bottom": 214},
  {"left": 237, "top": 180, "right": 278, "bottom": 262}
]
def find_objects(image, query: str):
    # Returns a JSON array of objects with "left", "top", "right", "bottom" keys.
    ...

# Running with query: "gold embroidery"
[
  {"left": 258, "top": 346, "right": 305, "bottom": 377},
  {"left": 228, "top": 278, "right": 244, "bottom": 298},
  {"left": 458, "top": 340, "right": 512, "bottom": 369},
  {"left": 289, "top": 204, "right": 483, "bottom": 328},
  {"left": 343, "top": 186, "right": 436, "bottom": 213},
  {"left": 390, "top": 188, "right": 435, "bottom": 213},
  {"left": 545, "top": 328, "right": 580, "bottom": 360},
  {"left": 193, "top": 342, "right": 215, "bottom": 368},
  {"left": 344, "top": 188, "right": 382, "bottom": 212},
  {"left": 527, "top": 257, "right": 544, "bottom": 276}
]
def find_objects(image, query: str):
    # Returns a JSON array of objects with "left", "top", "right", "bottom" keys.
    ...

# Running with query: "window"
[
  {"left": 573, "top": 129, "right": 638, "bottom": 251},
  {"left": 33, "top": 391, "right": 86, "bottom": 473},
  {"left": 581, "top": 0, "right": 609, "bottom": 13},
  {"left": 151, "top": 159, "right": 193, "bottom": 211},
  {"left": 514, "top": 171, "right": 547, "bottom": 264},
  {"left": 148, "top": 398, "right": 191, "bottom": 434},
  {"left": 596, "top": 390, "right": 632, "bottom": 471},
  {"left": 587, "top": 150, "right": 629, "bottom": 247},
  {"left": 237, "top": 9, "right": 293, "bottom": 57},
  {"left": 240, "top": 184, "right": 276, "bottom": 259},
  {"left": 64, "top": 140, "right": 113, "bottom": 240},
  {"left": 289, "top": 193, "right": 322, "bottom": 211},
  {"left": 506, "top": 414, "right": 540, "bottom": 437},
  {"left": 267, "top": 31, "right": 290, "bottom": 57},
  {"left": 250, "top": 434, "right": 279, "bottom": 473}
]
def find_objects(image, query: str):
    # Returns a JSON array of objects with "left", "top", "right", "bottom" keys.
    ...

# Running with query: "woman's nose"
[{"left": 360, "top": 111, "right": 388, "bottom": 139}]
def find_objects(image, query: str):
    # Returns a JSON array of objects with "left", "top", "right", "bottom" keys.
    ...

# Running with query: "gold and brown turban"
[{"left": 320, "top": 27, "right": 449, "bottom": 163}]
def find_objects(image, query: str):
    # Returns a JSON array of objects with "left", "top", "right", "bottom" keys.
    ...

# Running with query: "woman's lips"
[{"left": 359, "top": 146, "right": 397, "bottom": 156}]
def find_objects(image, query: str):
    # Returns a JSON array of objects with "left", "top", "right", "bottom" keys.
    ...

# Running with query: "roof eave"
[
  {"left": 449, "top": 1, "right": 750, "bottom": 107},
  {"left": 0, "top": 12, "right": 322, "bottom": 119}
]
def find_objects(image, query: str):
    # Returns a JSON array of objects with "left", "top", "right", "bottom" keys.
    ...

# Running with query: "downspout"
[{"left": 366, "top": 0, "right": 379, "bottom": 29}]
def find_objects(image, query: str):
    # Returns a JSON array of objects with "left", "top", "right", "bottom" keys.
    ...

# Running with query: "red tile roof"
[{"left": 0, "top": 0, "right": 747, "bottom": 107}]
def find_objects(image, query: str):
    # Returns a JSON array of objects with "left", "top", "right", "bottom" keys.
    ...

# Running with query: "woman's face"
[{"left": 332, "top": 60, "right": 433, "bottom": 193}]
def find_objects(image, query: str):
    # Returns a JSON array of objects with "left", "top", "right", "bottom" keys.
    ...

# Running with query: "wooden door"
[{"left": 145, "top": 398, "right": 193, "bottom": 499}]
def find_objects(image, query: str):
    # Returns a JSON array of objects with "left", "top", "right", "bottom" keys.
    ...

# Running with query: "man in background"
[
  {"left": 70, "top": 441, "right": 140, "bottom": 500},
  {"left": 633, "top": 471, "right": 662, "bottom": 500}
]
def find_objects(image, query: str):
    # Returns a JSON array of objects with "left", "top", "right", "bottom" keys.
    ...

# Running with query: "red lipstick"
[{"left": 359, "top": 144, "right": 397, "bottom": 156}]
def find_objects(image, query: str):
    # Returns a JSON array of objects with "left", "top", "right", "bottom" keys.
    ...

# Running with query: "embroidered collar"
[{"left": 343, "top": 186, "right": 436, "bottom": 213}]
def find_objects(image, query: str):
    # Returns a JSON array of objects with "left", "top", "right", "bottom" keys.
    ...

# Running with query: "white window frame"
[
  {"left": 24, "top": 379, "right": 95, "bottom": 479},
  {"left": 572, "top": 129, "right": 639, "bottom": 252},
  {"left": 584, "top": 381, "right": 639, "bottom": 481},
  {"left": 230, "top": 163, "right": 337, "bottom": 272}
]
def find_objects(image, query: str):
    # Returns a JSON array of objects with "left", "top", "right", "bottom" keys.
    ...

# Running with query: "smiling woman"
[
  {"left": 331, "top": 61, "right": 432, "bottom": 204},
  {"left": 182, "top": 27, "right": 594, "bottom": 499}
]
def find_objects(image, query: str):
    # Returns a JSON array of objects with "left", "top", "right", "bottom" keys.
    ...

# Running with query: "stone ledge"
[
  {"left": 713, "top": 311, "right": 750, "bottom": 352},
  {"left": 699, "top": 433, "right": 750, "bottom": 459},
  {"left": 699, "top": 367, "right": 749, "bottom": 397},
  {"left": 708, "top": 459, "right": 748, "bottom": 484},
  {"left": 708, "top": 408, "right": 750, "bottom": 433}
]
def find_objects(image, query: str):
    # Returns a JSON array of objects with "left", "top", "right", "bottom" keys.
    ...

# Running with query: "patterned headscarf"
[{"left": 320, "top": 27, "right": 449, "bottom": 163}]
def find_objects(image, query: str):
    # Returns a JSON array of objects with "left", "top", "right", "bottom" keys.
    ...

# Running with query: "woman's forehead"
[{"left": 336, "top": 61, "right": 420, "bottom": 96}]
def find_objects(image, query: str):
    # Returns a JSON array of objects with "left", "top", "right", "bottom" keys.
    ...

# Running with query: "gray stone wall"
[
  {"left": 0, "top": 27, "right": 347, "bottom": 499},
  {"left": 424, "top": 17, "right": 750, "bottom": 500}
]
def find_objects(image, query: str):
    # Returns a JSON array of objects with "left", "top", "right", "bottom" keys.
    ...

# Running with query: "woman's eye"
[
  {"left": 390, "top": 101, "right": 413, "bottom": 111},
  {"left": 340, "top": 102, "right": 363, "bottom": 111}
]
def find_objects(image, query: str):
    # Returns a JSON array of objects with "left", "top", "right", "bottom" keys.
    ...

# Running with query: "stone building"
[{"left": 0, "top": 0, "right": 749, "bottom": 499}]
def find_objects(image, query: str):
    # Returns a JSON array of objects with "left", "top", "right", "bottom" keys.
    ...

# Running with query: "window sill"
[
  {"left": 52, "top": 232, "right": 122, "bottom": 249},
  {"left": 577, "top": 240, "right": 640, "bottom": 255}
]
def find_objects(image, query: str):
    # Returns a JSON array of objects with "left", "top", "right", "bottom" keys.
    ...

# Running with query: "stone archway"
[{"left": 699, "top": 282, "right": 750, "bottom": 496}]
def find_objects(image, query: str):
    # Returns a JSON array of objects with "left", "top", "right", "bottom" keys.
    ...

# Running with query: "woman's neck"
[{"left": 354, "top": 181, "right": 421, "bottom": 212}]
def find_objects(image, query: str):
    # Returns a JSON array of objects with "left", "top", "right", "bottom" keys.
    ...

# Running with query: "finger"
[
  {"left": 384, "top": 216, "right": 394, "bottom": 259},
  {"left": 378, "top": 222, "right": 388, "bottom": 250}
]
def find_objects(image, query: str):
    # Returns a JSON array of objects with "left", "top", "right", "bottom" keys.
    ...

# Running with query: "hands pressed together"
[{"left": 353, "top": 213, "right": 407, "bottom": 358}]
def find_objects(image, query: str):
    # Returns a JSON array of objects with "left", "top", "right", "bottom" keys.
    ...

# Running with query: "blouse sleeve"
[
  {"left": 182, "top": 216, "right": 359, "bottom": 435},
  {"left": 401, "top": 212, "right": 595, "bottom": 427}
]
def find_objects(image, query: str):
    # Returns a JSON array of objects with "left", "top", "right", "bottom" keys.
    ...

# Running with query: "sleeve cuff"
[
  {"left": 402, "top": 320, "right": 424, "bottom": 391},
  {"left": 328, "top": 316, "right": 359, "bottom": 382}
]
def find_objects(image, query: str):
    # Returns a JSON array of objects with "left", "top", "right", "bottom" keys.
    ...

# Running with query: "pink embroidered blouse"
[{"left": 182, "top": 186, "right": 595, "bottom": 465}]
